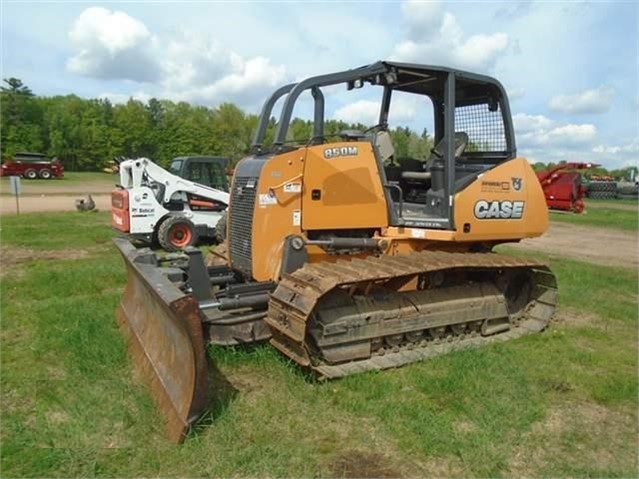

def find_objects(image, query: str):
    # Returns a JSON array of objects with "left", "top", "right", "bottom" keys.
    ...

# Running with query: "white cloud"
[
  {"left": 334, "top": 100, "right": 379, "bottom": 125},
  {"left": 545, "top": 124, "right": 597, "bottom": 145},
  {"left": 66, "top": 7, "right": 160, "bottom": 82},
  {"left": 549, "top": 86, "right": 615, "bottom": 114},
  {"left": 514, "top": 113, "right": 597, "bottom": 147},
  {"left": 69, "top": 7, "right": 150, "bottom": 54},
  {"left": 402, "top": 0, "right": 445, "bottom": 40},
  {"left": 172, "top": 56, "right": 287, "bottom": 107},
  {"left": 592, "top": 139, "right": 639, "bottom": 155},
  {"left": 66, "top": 7, "right": 287, "bottom": 108},
  {"left": 508, "top": 87, "right": 526, "bottom": 100},
  {"left": 161, "top": 32, "right": 236, "bottom": 91},
  {"left": 513, "top": 113, "right": 554, "bottom": 133},
  {"left": 333, "top": 96, "right": 420, "bottom": 126},
  {"left": 391, "top": 10, "right": 509, "bottom": 72}
]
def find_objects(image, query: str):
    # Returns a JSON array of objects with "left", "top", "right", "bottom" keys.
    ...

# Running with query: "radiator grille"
[{"left": 229, "top": 176, "right": 258, "bottom": 277}]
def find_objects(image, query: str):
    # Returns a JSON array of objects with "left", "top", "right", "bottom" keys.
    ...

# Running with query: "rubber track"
[{"left": 267, "top": 251, "right": 558, "bottom": 378}]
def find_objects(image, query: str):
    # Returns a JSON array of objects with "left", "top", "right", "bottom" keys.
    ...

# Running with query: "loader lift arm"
[{"left": 118, "top": 157, "right": 230, "bottom": 206}]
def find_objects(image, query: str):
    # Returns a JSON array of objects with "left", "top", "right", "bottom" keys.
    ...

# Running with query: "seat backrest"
[{"left": 374, "top": 131, "right": 394, "bottom": 163}]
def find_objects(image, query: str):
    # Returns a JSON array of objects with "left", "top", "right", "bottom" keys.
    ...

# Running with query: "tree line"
[
  {"left": 1, "top": 78, "right": 433, "bottom": 171},
  {"left": 3, "top": 78, "right": 635, "bottom": 180}
]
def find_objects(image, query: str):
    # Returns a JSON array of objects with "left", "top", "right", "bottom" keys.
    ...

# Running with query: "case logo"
[
  {"left": 512, "top": 177, "right": 523, "bottom": 191},
  {"left": 474, "top": 200, "right": 525, "bottom": 219}
]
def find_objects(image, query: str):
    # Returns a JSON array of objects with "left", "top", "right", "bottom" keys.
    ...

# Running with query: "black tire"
[
  {"left": 600, "top": 191, "right": 615, "bottom": 200},
  {"left": 214, "top": 210, "right": 227, "bottom": 244},
  {"left": 618, "top": 184, "right": 639, "bottom": 196},
  {"left": 39, "top": 169, "right": 53, "bottom": 179},
  {"left": 24, "top": 169, "right": 38, "bottom": 180},
  {"left": 157, "top": 215, "right": 198, "bottom": 252},
  {"left": 589, "top": 181, "right": 616, "bottom": 193}
]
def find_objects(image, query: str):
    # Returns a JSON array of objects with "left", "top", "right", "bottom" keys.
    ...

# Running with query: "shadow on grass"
[{"left": 188, "top": 357, "right": 239, "bottom": 438}]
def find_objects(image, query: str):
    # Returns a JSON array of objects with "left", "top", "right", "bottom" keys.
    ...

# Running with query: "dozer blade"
[{"left": 113, "top": 238, "right": 209, "bottom": 443}]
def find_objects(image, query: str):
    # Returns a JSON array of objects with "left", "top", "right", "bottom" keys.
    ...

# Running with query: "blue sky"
[{"left": 2, "top": 0, "right": 637, "bottom": 169}]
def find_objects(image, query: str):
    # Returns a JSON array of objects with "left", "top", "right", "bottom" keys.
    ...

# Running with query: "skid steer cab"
[
  {"left": 168, "top": 156, "right": 230, "bottom": 191},
  {"left": 111, "top": 157, "right": 230, "bottom": 251}
]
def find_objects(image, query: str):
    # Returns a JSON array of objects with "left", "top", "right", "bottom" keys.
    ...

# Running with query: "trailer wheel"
[
  {"left": 39, "top": 169, "right": 53, "bottom": 179},
  {"left": 24, "top": 169, "right": 38, "bottom": 180},
  {"left": 158, "top": 215, "right": 198, "bottom": 251}
]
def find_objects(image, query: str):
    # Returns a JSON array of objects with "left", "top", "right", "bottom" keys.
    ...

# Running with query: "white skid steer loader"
[{"left": 111, "top": 157, "right": 230, "bottom": 251}]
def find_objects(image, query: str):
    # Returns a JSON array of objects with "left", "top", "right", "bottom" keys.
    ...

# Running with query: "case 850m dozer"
[{"left": 113, "top": 61, "right": 558, "bottom": 442}]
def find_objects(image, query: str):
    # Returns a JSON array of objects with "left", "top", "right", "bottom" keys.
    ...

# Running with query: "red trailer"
[
  {"left": 0, "top": 152, "right": 64, "bottom": 179},
  {"left": 536, "top": 162, "right": 598, "bottom": 214}
]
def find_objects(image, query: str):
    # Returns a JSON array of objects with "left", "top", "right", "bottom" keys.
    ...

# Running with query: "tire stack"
[
  {"left": 586, "top": 181, "right": 618, "bottom": 199},
  {"left": 616, "top": 182, "right": 639, "bottom": 200}
]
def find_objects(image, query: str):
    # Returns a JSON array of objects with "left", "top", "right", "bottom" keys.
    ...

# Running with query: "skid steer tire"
[
  {"left": 158, "top": 215, "right": 198, "bottom": 252},
  {"left": 214, "top": 211, "right": 227, "bottom": 244},
  {"left": 618, "top": 184, "right": 639, "bottom": 196}
]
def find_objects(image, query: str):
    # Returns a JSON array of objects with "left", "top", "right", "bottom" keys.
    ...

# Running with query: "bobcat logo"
[{"left": 512, "top": 177, "right": 523, "bottom": 191}]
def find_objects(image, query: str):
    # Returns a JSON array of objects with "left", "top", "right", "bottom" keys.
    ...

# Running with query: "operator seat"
[{"left": 400, "top": 132, "right": 469, "bottom": 182}]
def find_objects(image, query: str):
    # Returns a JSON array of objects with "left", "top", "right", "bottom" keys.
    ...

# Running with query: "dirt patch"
[
  {"left": 507, "top": 402, "right": 638, "bottom": 477},
  {"left": 0, "top": 177, "right": 115, "bottom": 196},
  {"left": 509, "top": 222, "right": 638, "bottom": 268},
  {"left": 224, "top": 368, "right": 269, "bottom": 397},
  {"left": 0, "top": 246, "right": 90, "bottom": 269},
  {"left": 412, "top": 456, "right": 466, "bottom": 478},
  {"left": 0, "top": 246, "right": 93, "bottom": 279},
  {"left": 328, "top": 450, "right": 400, "bottom": 478},
  {"left": 553, "top": 309, "right": 631, "bottom": 341},
  {"left": 554, "top": 308, "right": 599, "bottom": 328},
  {"left": 0, "top": 194, "right": 111, "bottom": 215},
  {"left": 453, "top": 420, "right": 478, "bottom": 434}
]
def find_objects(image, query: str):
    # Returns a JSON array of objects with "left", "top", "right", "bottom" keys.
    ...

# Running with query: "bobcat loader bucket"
[{"left": 113, "top": 238, "right": 209, "bottom": 442}]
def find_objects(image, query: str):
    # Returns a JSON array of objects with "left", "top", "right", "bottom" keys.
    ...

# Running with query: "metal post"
[
  {"left": 444, "top": 73, "right": 455, "bottom": 226},
  {"left": 9, "top": 176, "right": 21, "bottom": 216}
]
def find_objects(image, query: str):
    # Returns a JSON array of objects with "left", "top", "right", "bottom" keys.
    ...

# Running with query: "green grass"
[
  {"left": 1, "top": 212, "right": 637, "bottom": 478},
  {"left": 1, "top": 211, "right": 112, "bottom": 249},
  {"left": 57, "top": 171, "right": 116, "bottom": 182},
  {"left": 588, "top": 197, "right": 639, "bottom": 206},
  {"left": 550, "top": 206, "right": 638, "bottom": 230}
]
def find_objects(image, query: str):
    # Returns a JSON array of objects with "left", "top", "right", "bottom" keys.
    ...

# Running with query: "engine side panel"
[
  {"left": 250, "top": 149, "right": 305, "bottom": 282},
  {"left": 452, "top": 158, "right": 548, "bottom": 241},
  {"left": 302, "top": 141, "right": 388, "bottom": 230}
]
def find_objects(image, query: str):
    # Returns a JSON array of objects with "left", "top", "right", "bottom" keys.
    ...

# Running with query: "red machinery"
[
  {"left": 536, "top": 162, "right": 598, "bottom": 214},
  {"left": 0, "top": 152, "right": 64, "bottom": 179}
]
